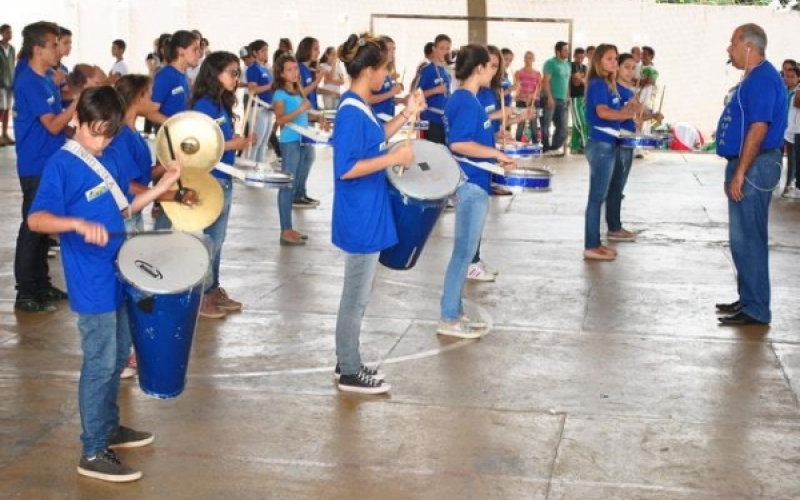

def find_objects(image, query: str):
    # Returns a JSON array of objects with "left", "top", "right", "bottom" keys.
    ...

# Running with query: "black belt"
[{"left": 724, "top": 148, "right": 781, "bottom": 162}]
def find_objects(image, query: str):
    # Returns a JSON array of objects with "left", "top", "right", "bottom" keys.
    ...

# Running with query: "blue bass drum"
[
  {"left": 379, "top": 140, "right": 463, "bottom": 270},
  {"left": 117, "top": 232, "right": 210, "bottom": 399}
]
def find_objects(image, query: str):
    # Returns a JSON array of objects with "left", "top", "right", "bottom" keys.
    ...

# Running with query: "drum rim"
[
  {"left": 116, "top": 232, "right": 210, "bottom": 294},
  {"left": 385, "top": 139, "right": 463, "bottom": 201}
]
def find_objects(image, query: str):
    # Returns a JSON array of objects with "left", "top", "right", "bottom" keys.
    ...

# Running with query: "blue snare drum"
[
  {"left": 379, "top": 140, "right": 463, "bottom": 270},
  {"left": 117, "top": 232, "right": 210, "bottom": 399},
  {"left": 492, "top": 167, "right": 552, "bottom": 192},
  {"left": 618, "top": 134, "right": 662, "bottom": 149},
  {"left": 500, "top": 142, "right": 542, "bottom": 158}
]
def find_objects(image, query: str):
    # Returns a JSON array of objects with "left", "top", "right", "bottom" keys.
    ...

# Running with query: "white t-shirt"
[
  {"left": 320, "top": 61, "right": 345, "bottom": 94},
  {"left": 786, "top": 87, "right": 800, "bottom": 143},
  {"left": 634, "top": 61, "right": 642, "bottom": 81},
  {"left": 110, "top": 59, "right": 128, "bottom": 76}
]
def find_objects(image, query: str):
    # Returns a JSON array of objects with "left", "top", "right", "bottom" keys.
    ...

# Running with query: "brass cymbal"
[
  {"left": 161, "top": 171, "right": 224, "bottom": 232},
  {"left": 155, "top": 111, "right": 224, "bottom": 172}
]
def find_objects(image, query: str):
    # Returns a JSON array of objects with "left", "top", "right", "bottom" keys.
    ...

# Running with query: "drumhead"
[
  {"left": 117, "top": 232, "right": 209, "bottom": 294},
  {"left": 386, "top": 139, "right": 462, "bottom": 200}
]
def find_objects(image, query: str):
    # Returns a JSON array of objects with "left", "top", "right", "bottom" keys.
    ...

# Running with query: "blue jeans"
[
  {"left": 203, "top": 178, "right": 233, "bottom": 291},
  {"left": 252, "top": 108, "right": 275, "bottom": 163},
  {"left": 726, "top": 149, "right": 782, "bottom": 323},
  {"left": 77, "top": 305, "right": 131, "bottom": 456},
  {"left": 606, "top": 146, "right": 634, "bottom": 232},
  {"left": 335, "top": 252, "right": 379, "bottom": 375},
  {"left": 282, "top": 141, "right": 315, "bottom": 202},
  {"left": 440, "top": 182, "right": 490, "bottom": 322},
  {"left": 541, "top": 98, "right": 568, "bottom": 151},
  {"left": 153, "top": 204, "right": 172, "bottom": 231},
  {"left": 584, "top": 139, "right": 617, "bottom": 249}
]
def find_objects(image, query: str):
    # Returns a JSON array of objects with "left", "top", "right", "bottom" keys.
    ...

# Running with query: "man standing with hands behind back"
[
  {"left": 540, "top": 41, "right": 571, "bottom": 155},
  {"left": 715, "top": 23, "right": 787, "bottom": 326}
]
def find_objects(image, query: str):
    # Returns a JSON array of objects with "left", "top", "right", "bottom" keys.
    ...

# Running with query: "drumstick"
[
  {"left": 500, "top": 90, "right": 507, "bottom": 146},
  {"left": 656, "top": 85, "right": 666, "bottom": 115},
  {"left": 240, "top": 92, "right": 255, "bottom": 136},
  {"left": 163, "top": 125, "right": 184, "bottom": 192}
]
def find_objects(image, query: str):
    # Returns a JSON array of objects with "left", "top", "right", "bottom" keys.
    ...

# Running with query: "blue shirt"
[
  {"left": 445, "top": 88, "right": 495, "bottom": 193},
  {"left": 716, "top": 61, "right": 788, "bottom": 158},
  {"left": 273, "top": 88, "right": 308, "bottom": 143},
  {"left": 501, "top": 75, "right": 513, "bottom": 107},
  {"left": 419, "top": 63, "right": 450, "bottom": 124},
  {"left": 246, "top": 62, "right": 273, "bottom": 104},
  {"left": 14, "top": 56, "right": 28, "bottom": 80},
  {"left": 371, "top": 75, "right": 396, "bottom": 117},
  {"left": 617, "top": 84, "right": 637, "bottom": 134},
  {"left": 477, "top": 87, "right": 501, "bottom": 134},
  {"left": 586, "top": 77, "right": 623, "bottom": 143},
  {"left": 193, "top": 97, "right": 235, "bottom": 179},
  {"left": 152, "top": 65, "right": 189, "bottom": 118},
  {"left": 30, "top": 146, "right": 131, "bottom": 314},
  {"left": 109, "top": 126, "right": 153, "bottom": 186},
  {"left": 299, "top": 62, "right": 318, "bottom": 110},
  {"left": 12, "top": 65, "right": 65, "bottom": 177},
  {"left": 332, "top": 91, "right": 397, "bottom": 253}
]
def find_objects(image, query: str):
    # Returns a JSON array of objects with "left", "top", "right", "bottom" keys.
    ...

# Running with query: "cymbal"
[
  {"left": 161, "top": 171, "right": 224, "bottom": 232},
  {"left": 155, "top": 111, "right": 224, "bottom": 172}
]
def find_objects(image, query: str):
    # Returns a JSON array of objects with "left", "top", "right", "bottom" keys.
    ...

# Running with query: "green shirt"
[
  {"left": 543, "top": 57, "right": 571, "bottom": 100},
  {"left": 641, "top": 65, "right": 659, "bottom": 84}
]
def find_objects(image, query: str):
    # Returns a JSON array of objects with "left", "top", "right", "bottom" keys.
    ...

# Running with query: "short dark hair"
[
  {"left": 586, "top": 45, "right": 596, "bottom": 53},
  {"left": 501, "top": 47, "right": 513, "bottom": 56},
  {"left": 76, "top": 86, "right": 125, "bottom": 138},
  {"left": 642, "top": 46, "right": 655, "bottom": 57},
  {"left": 112, "top": 39, "right": 126, "bottom": 52},
  {"left": 555, "top": 41, "right": 568, "bottom": 53},
  {"left": 59, "top": 26, "right": 72, "bottom": 37},
  {"left": 454, "top": 43, "right": 489, "bottom": 81},
  {"left": 0, "top": 24, "right": 10, "bottom": 33},
  {"left": 434, "top": 34, "right": 451, "bottom": 46},
  {"left": 785, "top": 64, "right": 800, "bottom": 78},
  {"left": 574, "top": 47, "right": 585, "bottom": 56},
  {"left": 20, "top": 21, "right": 59, "bottom": 60},
  {"left": 424, "top": 41, "right": 434, "bottom": 57}
]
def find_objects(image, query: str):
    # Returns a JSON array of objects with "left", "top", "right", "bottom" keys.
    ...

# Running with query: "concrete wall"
[{"left": 5, "top": 0, "right": 798, "bottom": 133}]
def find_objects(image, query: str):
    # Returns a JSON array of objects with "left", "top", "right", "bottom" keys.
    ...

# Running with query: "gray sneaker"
[
  {"left": 108, "top": 425, "right": 154, "bottom": 449},
  {"left": 77, "top": 449, "right": 142, "bottom": 483}
]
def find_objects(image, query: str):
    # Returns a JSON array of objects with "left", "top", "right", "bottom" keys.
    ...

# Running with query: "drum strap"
[
  {"left": 339, "top": 97, "right": 380, "bottom": 128},
  {"left": 62, "top": 140, "right": 131, "bottom": 216},
  {"left": 452, "top": 155, "right": 505, "bottom": 176},
  {"left": 253, "top": 95, "right": 273, "bottom": 111}
]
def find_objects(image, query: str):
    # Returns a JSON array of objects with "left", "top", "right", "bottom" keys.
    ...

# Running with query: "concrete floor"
[{"left": 1, "top": 144, "right": 800, "bottom": 500}]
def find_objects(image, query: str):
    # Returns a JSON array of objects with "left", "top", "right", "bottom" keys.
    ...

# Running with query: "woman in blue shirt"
[
  {"left": 438, "top": 44, "right": 514, "bottom": 339},
  {"left": 191, "top": 51, "right": 254, "bottom": 318},
  {"left": 583, "top": 44, "right": 638, "bottom": 261},
  {"left": 332, "top": 33, "right": 424, "bottom": 394},
  {"left": 368, "top": 36, "right": 403, "bottom": 117},
  {"left": 246, "top": 39, "right": 275, "bottom": 163}
]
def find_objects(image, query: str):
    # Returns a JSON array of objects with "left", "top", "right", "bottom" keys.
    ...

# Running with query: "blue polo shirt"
[
  {"left": 12, "top": 65, "right": 66, "bottom": 177},
  {"left": 246, "top": 62, "right": 274, "bottom": 104},
  {"left": 477, "top": 86, "right": 501, "bottom": 134},
  {"left": 193, "top": 97, "right": 234, "bottom": 179},
  {"left": 109, "top": 126, "right": 153, "bottom": 186},
  {"left": 299, "top": 62, "right": 318, "bottom": 110},
  {"left": 445, "top": 88, "right": 494, "bottom": 193},
  {"left": 418, "top": 63, "right": 450, "bottom": 124},
  {"left": 617, "top": 84, "right": 637, "bottom": 134},
  {"left": 372, "top": 75, "right": 396, "bottom": 117},
  {"left": 716, "top": 60, "right": 788, "bottom": 158},
  {"left": 30, "top": 146, "right": 132, "bottom": 314},
  {"left": 332, "top": 91, "right": 396, "bottom": 253},
  {"left": 586, "top": 77, "right": 623, "bottom": 143},
  {"left": 152, "top": 65, "right": 189, "bottom": 118}
]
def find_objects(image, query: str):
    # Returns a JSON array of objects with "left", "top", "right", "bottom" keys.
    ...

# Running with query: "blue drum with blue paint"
[
  {"left": 492, "top": 167, "right": 552, "bottom": 192},
  {"left": 501, "top": 142, "right": 542, "bottom": 158},
  {"left": 379, "top": 140, "right": 463, "bottom": 270},
  {"left": 117, "top": 232, "right": 210, "bottom": 399}
]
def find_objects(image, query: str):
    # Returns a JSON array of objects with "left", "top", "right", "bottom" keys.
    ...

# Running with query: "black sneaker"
[
  {"left": 337, "top": 371, "right": 391, "bottom": 394},
  {"left": 334, "top": 363, "right": 384, "bottom": 381},
  {"left": 108, "top": 425, "right": 154, "bottom": 449},
  {"left": 292, "top": 199, "right": 316, "bottom": 209},
  {"left": 303, "top": 196, "right": 321, "bottom": 206},
  {"left": 35, "top": 285, "right": 68, "bottom": 302},
  {"left": 77, "top": 449, "right": 142, "bottom": 483},
  {"left": 14, "top": 294, "right": 57, "bottom": 313}
]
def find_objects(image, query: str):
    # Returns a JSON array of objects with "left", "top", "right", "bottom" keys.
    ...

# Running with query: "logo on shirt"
[
  {"left": 435, "top": 78, "right": 443, "bottom": 85},
  {"left": 171, "top": 86, "right": 184, "bottom": 96},
  {"left": 85, "top": 182, "right": 108, "bottom": 202},
  {"left": 46, "top": 96, "right": 55, "bottom": 105},
  {"left": 379, "top": 142, "right": 387, "bottom": 152},
  {"left": 305, "top": 77, "right": 312, "bottom": 84},
  {"left": 215, "top": 116, "right": 226, "bottom": 125},
  {"left": 483, "top": 119, "right": 492, "bottom": 129},
  {"left": 485, "top": 105, "right": 496, "bottom": 113},
  {"left": 612, "top": 96, "right": 621, "bottom": 106}
]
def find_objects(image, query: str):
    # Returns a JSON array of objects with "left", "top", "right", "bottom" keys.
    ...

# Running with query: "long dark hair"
[
  {"left": 295, "top": 37, "right": 318, "bottom": 64},
  {"left": 190, "top": 51, "right": 239, "bottom": 118},
  {"left": 337, "top": 33, "right": 387, "bottom": 79},
  {"left": 272, "top": 53, "right": 301, "bottom": 95},
  {"left": 165, "top": 30, "right": 198, "bottom": 63},
  {"left": 114, "top": 74, "right": 152, "bottom": 111},
  {"left": 486, "top": 45, "right": 505, "bottom": 104},
  {"left": 454, "top": 44, "right": 489, "bottom": 81}
]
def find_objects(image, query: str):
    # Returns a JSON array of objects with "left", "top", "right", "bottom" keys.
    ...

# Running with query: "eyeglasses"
[{"left": 225, "top": 68, "right": 241, "bottom": 78}]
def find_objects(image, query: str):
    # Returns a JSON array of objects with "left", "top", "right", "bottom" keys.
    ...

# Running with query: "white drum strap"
[
  {"left": 452, "top": 155, "right": 505, "bottom": 176},
  {"left": 63, "top": 140, "right": 131, "bottom": 215},
  {"left": 338, "top": 98, "right": 380, "bottom": 128},
  {"left": 253, "top": 95, "right": 273, "bottom": 111},
  {"left": 427, "top": 107, "right": 445, "bottom": 115}
]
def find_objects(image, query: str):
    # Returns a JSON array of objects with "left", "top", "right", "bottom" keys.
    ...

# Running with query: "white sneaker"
[
  {"left": 478, "top": 259, "right": 499, "bottom": 276},
  {"left": 782, "top": 186, "right": 800, "bottom": 199},
  {"left": 467, "top": 263, "right": 495, "bottom": 282},
  {"left": 436, "top": 321, "right": 484, "bottom": 339}
]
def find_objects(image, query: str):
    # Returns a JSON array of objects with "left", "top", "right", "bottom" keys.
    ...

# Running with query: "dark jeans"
[
  {"left": 426, "top": 122, "right": 446, "bottom": 145},
  {"left": 515, "top": 99, "right": 540, "bottom": 142},
  {"left": 787, "top": 135, "right": 799, "bottom": 188},
  {"left": 540, "top": 98, "right": 568, "bottom": 152},
  {"left": 15, "top": 176, "right": 51, "bottom": 295}
]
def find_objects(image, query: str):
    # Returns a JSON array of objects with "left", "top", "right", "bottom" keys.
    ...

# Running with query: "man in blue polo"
[{"left": 715, "top": 23, "right": 787, "bottom": 326}]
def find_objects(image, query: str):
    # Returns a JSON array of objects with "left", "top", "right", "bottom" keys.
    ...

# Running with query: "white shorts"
[{"left": 0, "top": 88, "right": 11, "bottom": 111}]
